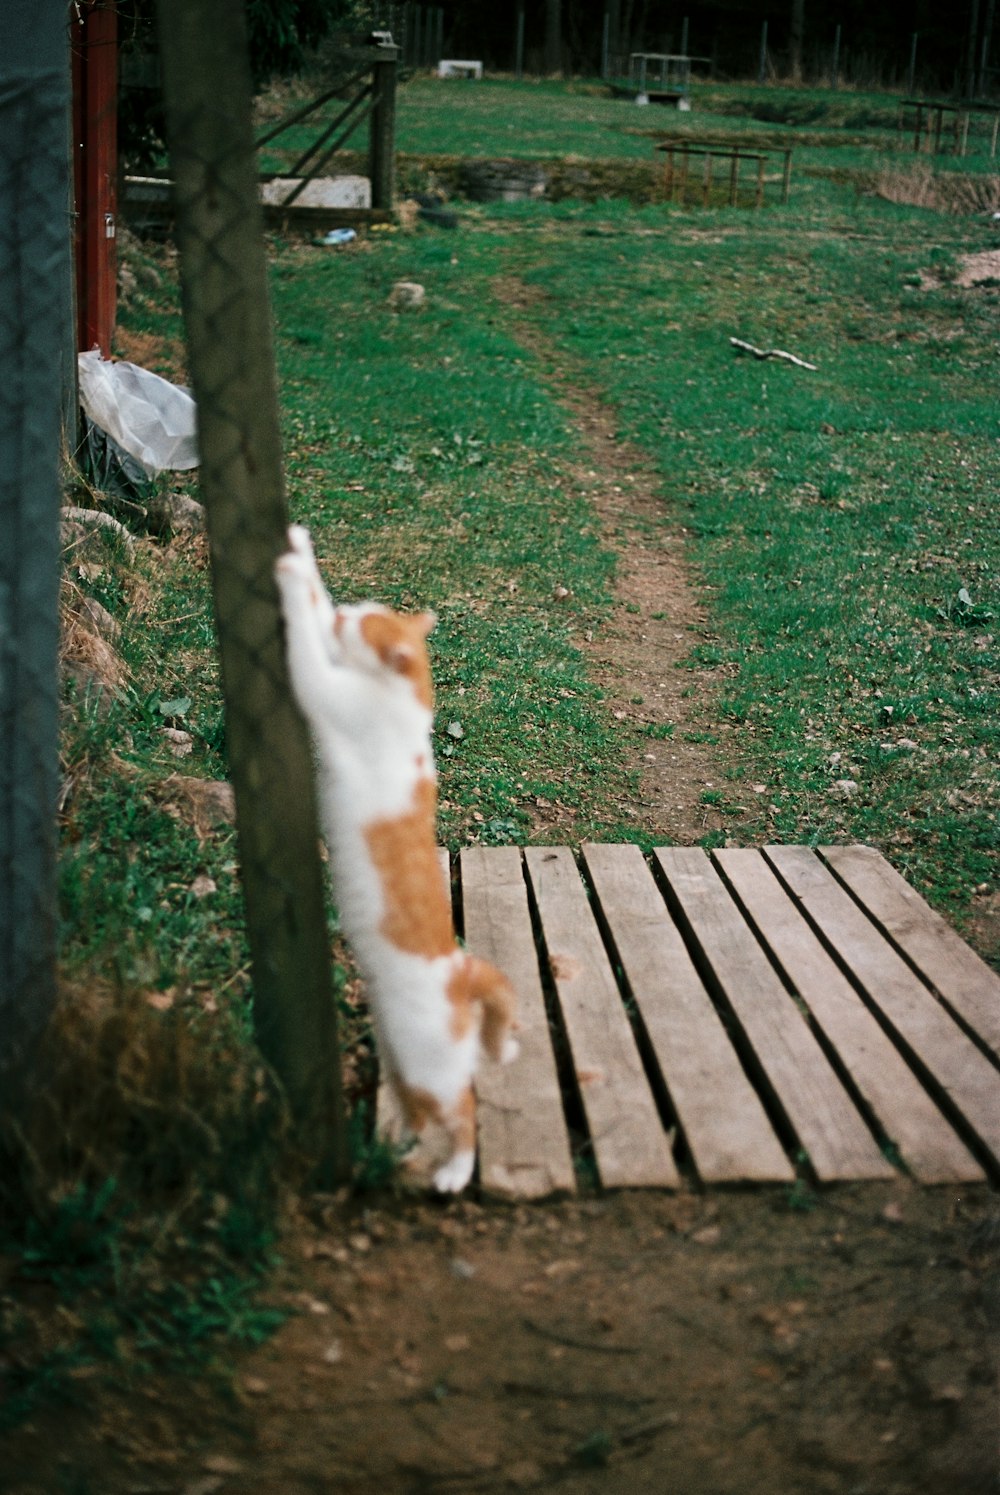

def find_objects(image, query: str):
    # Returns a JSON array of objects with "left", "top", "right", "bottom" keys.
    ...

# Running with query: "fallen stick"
[{"left": 730, "top": 336, "right": 817, "bottom": 370}]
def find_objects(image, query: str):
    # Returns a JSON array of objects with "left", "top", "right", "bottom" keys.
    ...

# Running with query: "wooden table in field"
[
  {"left": 381, "top": 844, "right": 1000, "bottom": 1199},
  {"left": 655, "top": 138, "right": 793, "bottom": 207}
]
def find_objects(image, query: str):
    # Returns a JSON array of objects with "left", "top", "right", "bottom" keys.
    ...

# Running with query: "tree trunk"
[
  {"left": 545, "top": 0, "right": 562, "bottom": 74},
  {"left": 789, "top": 0, "right": 805, "bottom": 82}
]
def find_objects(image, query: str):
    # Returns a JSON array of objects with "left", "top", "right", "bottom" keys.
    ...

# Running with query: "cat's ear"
[
  {"left": 414, "top": 611, "right": 437, "bottom": 638},
  {"left": 385, "top": 641, "right": 418, "bottom": 675}
]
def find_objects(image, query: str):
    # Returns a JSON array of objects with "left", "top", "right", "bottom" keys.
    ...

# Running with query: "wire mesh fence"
[
  {"left": 156, "top": 0, "right": 348, "bottom": 1179},
  {"left": 0, "top": 5, "right": 73, "bottom": 1090}
]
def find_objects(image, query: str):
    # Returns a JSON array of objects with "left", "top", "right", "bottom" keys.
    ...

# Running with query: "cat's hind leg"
[
  {"left": 433, "top": 1085, "right": 477, "bottom": 1194},
  {"left": 467, "top": 957, "right": 520, "bottom": 1065},
  {"left": 395, "top": 1079, "right": 476, "bottom": 1194}
]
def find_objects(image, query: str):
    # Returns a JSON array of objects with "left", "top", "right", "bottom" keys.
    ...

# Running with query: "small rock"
[
  {"left": 388, "top": 280, "right": 425, "bottom": 310},
  {"left": 163, "top": 727, "right": 193, "bottom": 758},
  {"left": 322, "top": 1339, "right": 344, "bottom": 1364},
  {"left": 188, "top": 874, "right": 216, "bottom": 899},
  {"left": 74, "top": 594, "right": 121, "bottom": 641},
  {"left": 147, "top": 492, "right": 205, "bottom": 537},
  {"left": 830, "top": 778, "right": 859, "bottom": 798},
  {"left": 202, "top": 1455, "right": 244, "bottom": 1476}
]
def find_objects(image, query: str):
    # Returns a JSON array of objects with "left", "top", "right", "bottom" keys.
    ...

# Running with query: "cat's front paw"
[
  {"left": 286, "top": 524, "right": 316, "bottom": 561},
  {"left": 433, "top": 1149, "right": 475, "bottom": 1194},
  {"left": 274, "top": 548, "right": 313, "bottom": 588}
]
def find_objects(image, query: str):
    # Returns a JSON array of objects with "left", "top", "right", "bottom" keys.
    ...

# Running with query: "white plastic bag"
[{"left": 78, "top": 350, "right": 199, "bottom": 476}]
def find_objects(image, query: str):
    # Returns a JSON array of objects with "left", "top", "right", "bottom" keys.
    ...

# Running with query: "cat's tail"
[{"left": 466, "top": 956, "right": 519, "bottom": 1064}]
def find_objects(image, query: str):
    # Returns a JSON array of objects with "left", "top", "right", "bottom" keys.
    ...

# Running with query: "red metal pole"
[{"left": 72, "top": 1, "right": 118, "bottom": 354}]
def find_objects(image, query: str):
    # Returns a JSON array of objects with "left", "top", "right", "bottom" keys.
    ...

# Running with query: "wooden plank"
[
  {"left": 821, "top": 844, "right": 1000, "bottom": 1064},
  {"left": 582, "top": 844, "right": 793, "bottom": 1183},
  {"left": 459, "top": 847, "right": 576, "bottom": 1200},
  {"left": 524, "top": 847, "right": 679, "bottom": 1189},
  {"left": 654, "top": 848, "right": 895, "bottom": 1182},
  {"left": 765, "top": 846, "right": 1000, "bottom": 1172},
  {"left": 715, "top": 849, "right": 984, "bottom": 1185}
]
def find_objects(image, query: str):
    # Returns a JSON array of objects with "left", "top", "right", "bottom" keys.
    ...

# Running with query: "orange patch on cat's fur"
[
  {"left": 364, "top": 777, "right": 455, "bottom": 958},
  {"left": 447, "top": 956, "right": 518, "bottom": 1051},
  {"left": 359, "top": 610, "right": 435, "bottom": 709}
]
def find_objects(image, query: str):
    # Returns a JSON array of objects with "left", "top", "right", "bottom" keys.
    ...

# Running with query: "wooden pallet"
[{"left": 378, "top": 845, "right": 1000, "bottom": 1199}]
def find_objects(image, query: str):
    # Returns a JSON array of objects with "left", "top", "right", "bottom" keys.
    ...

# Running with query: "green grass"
[{"left": 272, "top": 237, "right": 634, "bottom": 845}]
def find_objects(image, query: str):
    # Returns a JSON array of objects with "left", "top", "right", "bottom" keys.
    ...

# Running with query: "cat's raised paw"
[
  {"left": 286, "top": 524, "right": 315, "bottom": 558},
  {"left": 433, "top": 1150, "right": 475, "bottom": 1194},
  {"left": 275, "top": 549, "right": 313, "bottom": 584}
]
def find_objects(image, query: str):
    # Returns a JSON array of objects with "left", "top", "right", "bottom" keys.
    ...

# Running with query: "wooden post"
[
  {"left": 729, "top": 149, "right": 739, "bottom": 206},
  {"left": 516, "top": 7, "right": 525, "bottom": 78},
  {"left": 907, "top": 32, "right": 918, "bottom": 96},
  {"left": 781, "top": 147, "right": 792, "bottom": 203},
  {"left": 72, "top": 1, "right": 117, "bottom": 354},
  {"left": 601, "top": 12, "right": 610, "bottom": 78},
  {"left": 664, "top": 143, "right": 675, "bottom": 199},
  {"left": 155, "top": 0, "right": 349, "bottom": 1183},
  {"left": 679, "top": 141, "right": 690, "bottom": 202},
  {"left": 755, "top": 152, "right": 765, "bottom": 207},
  {"left": 369, "top": 48, "right": 398, "bottom": 212},
  {"left": 0, "top": 0, "right": 71, "bottom": 1096},
  {"left": 702, "top": 148, "right": 712, "bottom": 206},
  {"left": 991, "top": 110, "right": 999, "bottom": 157},
  {"left": 758, "top": 20, "right": 768, "bottom": 85},
  {"left": 831, "top": 24, "right": 841, "bottom": 88}
]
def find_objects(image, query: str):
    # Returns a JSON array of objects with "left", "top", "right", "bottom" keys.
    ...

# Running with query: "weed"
[
  {"left": 786, "top": 1178, "right": 821, "bottom": 1213},
  {"left": 348, "top": 1100, "right": 413, "bottom": 1192}
]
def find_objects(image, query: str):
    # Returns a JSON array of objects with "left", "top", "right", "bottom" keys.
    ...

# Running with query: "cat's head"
[{"left": 328, "top": 604, "right": 437, "bottom": 708}]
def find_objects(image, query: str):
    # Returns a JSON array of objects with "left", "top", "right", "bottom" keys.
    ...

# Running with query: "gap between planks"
[{"left": 377, "top": 845, "right": 998, "bottom": 1198}]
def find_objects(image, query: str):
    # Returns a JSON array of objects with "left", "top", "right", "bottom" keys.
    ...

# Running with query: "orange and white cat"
[{"left": 275, "top": 524, "right": 518, "bottom": 1192}]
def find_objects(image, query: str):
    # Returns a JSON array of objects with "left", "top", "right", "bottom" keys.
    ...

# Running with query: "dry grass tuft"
[
  {"left": 868, "top": 163, "right": 1000, "bottom": 214},
  {"left": 1, "top": 976, "right": 293, "bottom": 1236}
]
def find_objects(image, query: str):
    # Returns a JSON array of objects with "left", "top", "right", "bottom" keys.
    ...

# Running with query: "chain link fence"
[
  {"left": 0, "top": 2, "right": 73, "bottom": 1093},
  {"left": 156, "top": 0, "right": 347, "bottom": 1180}
]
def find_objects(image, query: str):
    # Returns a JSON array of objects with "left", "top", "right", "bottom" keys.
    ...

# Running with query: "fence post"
[
  {"left": 156, "top": 0, "right": 348, "bottom": 1183},
  {"left": 0, "top": 0, "right": 71, "bottom": 1098},
  {"left": 370, "top": 47, "right": 399, "bottom": 211}
]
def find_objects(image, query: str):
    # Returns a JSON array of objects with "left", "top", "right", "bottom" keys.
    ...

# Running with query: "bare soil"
[{"left": 5, "top": 1186, "right": 998, "bottom": 1494}]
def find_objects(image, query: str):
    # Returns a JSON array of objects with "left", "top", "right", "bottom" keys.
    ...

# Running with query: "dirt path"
[
  {"left": 6, "top": 1185, "right": 997, "bottom": 1494},
  {"left": 491, "top": 276, "right": 740, "bottom": 847}
]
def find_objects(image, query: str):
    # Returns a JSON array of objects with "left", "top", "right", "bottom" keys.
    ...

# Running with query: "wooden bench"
[{"left": 381, "top": 844, "right": 1000, "bottom": 1198}]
